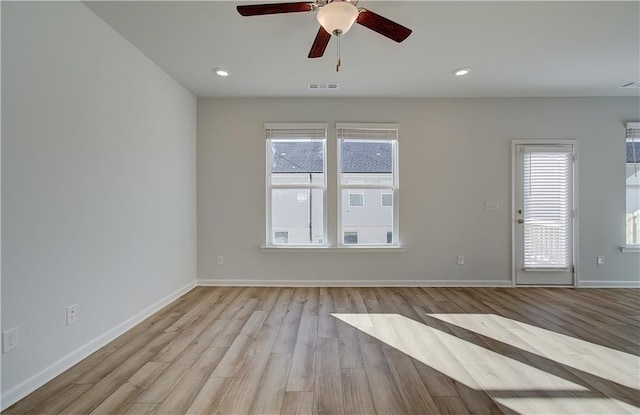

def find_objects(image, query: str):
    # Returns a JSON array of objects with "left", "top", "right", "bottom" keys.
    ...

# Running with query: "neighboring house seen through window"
[
  {"left": 266, "top": 124, "right": 327, "bottom": 246},
  {"left": 338, "top": 124, "right": 399, "bottom": 246}
]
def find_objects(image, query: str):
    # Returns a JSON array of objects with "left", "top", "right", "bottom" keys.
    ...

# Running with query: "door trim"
[{"left": 511, "top": 140, "right": 579, "bottom": 287}]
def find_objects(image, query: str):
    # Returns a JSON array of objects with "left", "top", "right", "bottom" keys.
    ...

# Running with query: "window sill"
[
  {"left": 620, "top": 246, "right": 640, "bottom": 253},
  {"left": 261, "top": 245, "right": 404, "bottom": 253}
]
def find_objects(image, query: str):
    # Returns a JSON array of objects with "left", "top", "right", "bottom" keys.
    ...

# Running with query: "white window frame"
[
  {"left": 265, "top": 123, "right": 327, "bottom": 247},
  {"left": 337, "top": 123, "right": 400, "bottom": 247},
  {"left": 624, "top": 122, "right": 640, "bottom": 251}
]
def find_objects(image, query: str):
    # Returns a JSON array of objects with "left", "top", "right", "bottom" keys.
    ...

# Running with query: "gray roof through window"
[{"left": 271, "top": 141, "right": 392, "bottom": 173}]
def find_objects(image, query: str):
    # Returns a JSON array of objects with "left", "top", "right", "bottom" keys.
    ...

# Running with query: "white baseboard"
[
  {"left": 196, "top": 278, "right": 513, "bottom": 287},
  {"left": 577, "top": 280, "right": 640, "bottom": 288},
  {"left": 0, "top": 281, "right": 196, "bottom": 411}
]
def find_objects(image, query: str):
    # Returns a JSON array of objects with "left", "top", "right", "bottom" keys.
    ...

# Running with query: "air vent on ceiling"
[
  {"left": 619, "top": 81, "right": 640, "bottom": 89},
  {"left": 308, "top": 82, "right": 339, "bottom": 90}
]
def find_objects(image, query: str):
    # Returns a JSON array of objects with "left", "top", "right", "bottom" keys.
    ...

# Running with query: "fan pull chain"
[{"left": 336, "top": 35, "right": 341, "bottom": 72}]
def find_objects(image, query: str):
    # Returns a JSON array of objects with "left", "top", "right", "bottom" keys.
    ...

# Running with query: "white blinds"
[
  {"left": 627, "top": 128, "right": 640, "bottom": 140},
  {"left": 264, "top": 123, "right": 327, "bottom": 140},
  {"left": 336, "top": 123, "right": 398, "bottom": 140},
  {"left": 627, "top": 123, "right": 639, "bottom": 177},
  {"left": 522, "top": 148, "right": 572, "bottom": 269}
]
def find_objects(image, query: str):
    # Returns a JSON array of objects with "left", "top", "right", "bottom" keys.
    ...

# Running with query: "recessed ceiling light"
[
  {"left": 453, "top": 67, "right": 471, "bottom": 77},
  {"left": 214, "top": 68, "right": 229, "bottom": 77}
]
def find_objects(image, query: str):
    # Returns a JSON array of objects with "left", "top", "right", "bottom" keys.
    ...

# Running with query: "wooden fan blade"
[
  {"left": 237, "top": 2, "right": 316, "bottom": 16},
  {"left": 356, "top": 9, "right": 412, "bottom": 43},
  {"left": 308, "top": 26, "right": 331, "bottom": 58}
]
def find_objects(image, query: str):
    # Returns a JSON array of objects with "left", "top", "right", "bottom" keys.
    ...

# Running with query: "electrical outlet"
[
  {"left": 457, "top": 255, "right": 464, "bottom": 265},
  {"left": 3, "top": 327, "right": 19, "bottom": 353},
  {"left": 597, "top": 256, "right": 604, "bottom": 266},
  {"left": 217, "top": 256, "right": 224, "bottom": 265},
  {"left": 67, "top": 304, "right": 79, "bottom": 325}
]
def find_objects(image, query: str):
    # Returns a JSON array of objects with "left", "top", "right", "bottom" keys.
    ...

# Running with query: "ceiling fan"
[{"left": 237, "top": 0, "right": 412, "bottom": 70}]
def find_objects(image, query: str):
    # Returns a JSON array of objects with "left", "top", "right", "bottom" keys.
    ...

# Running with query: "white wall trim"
[
  {"left": 196, "top": 279, "right": 513, "bottom": 287},
  {"left": 577, "top": 280, "right": 640, "bottom": 288},
  {"left": 620, "top": 246, "right": 640, "bottom": 253},
  {"left": 260, "top": 246, "right": 404, "bottom": 253},
  {"left": 0, "top": 281, "right": 196, "bottom": 411}
]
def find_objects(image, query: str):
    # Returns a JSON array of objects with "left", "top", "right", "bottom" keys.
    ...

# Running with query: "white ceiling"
[{"left": 85, "top": 1, "right": 640, "bottom": 98}]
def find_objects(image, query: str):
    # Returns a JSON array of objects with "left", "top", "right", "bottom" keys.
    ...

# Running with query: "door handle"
[{"left": 517, "top": 219, "right": 524, "bottom": 224}]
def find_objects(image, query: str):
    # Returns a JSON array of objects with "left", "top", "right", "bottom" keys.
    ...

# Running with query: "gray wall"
[
  {"left": 1, "top": 1, "right": 197, "bottom": 404},
  {"left": 197, "top": 97, "right": 639, "bottom": 285}
]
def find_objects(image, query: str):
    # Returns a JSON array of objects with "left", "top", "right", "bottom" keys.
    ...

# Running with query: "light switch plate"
[{"left": 485, "top": 201, "right": 499, "bottom": 211}]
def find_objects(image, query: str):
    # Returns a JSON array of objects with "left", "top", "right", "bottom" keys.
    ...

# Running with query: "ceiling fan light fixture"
[{"left": 317, "top": 1, "right": 359, "bottom": 36}]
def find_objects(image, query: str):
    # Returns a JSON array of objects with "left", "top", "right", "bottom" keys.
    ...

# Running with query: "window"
[
  {"left": 338, "top": 124, "right": 399, "bottom": 246},
  {"left": 627, "top": 123, "right": 639, "bottom": 245},
  {"left": 381, "top": 190, "right": 393, "bottom": 207},
  {"left": 349, "top": 192, "right": 364, "bottom": 207},
  {"left": 274, "top": 231, "right": 289, "bottom": 244},
  {"left": 344, "top": 232, "right": 358, "bottom": 244},
  {"left": 348, "top": 181, "right": 364, "bottom": 207},
  {"left": 521, "top": 146, "right": 573, "bottom": 269},
  {"left": 266, "top": 124, "right": 326, "bottom": 246}
]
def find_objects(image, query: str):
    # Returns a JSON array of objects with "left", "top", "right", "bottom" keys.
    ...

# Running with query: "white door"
[{"left": 515, "top": 144, "right": 575, "bottom": 286}]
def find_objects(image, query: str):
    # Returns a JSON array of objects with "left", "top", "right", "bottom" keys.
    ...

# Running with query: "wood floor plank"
[
  {"left": 210, "top": 311, "right": 267, "bottom": 378},
  {"left": 23, "top": 383, "right": 93, "bottom": 415},
  {"left": 3, "top": 347, "right": 113, "bottom": 415},
  {"left": 317, "top": 289, "right": 338, "bottom": 339},
  {"left": 286, "top": 315, "right": 318, "bottom": 392},
  {"left": 341, "top": 368, "right": 376, "bottom": 415},
  {"left": 411, "top": 355, "right": 459, "bottom": 398},
  {"left": 88, "top": 362, "right": 167, "bottom": 415},
  {"left": 184, "top": 377, "right": 229, "bottom": 415},
  {"left": 248, "top": 353, "right": 292, "bottom": 415},
  {"left": 4, "top": 287, "right": 639, "bottom": 415},
  {"left": 302, "top": 287, "right": 320, "bottom": 316},
  {"left": 271, "top": 292, "right": 305, "bottom": 354},
  {"left": 215, "top": 351, "right": 272, "bottom": 414},
  {"left": 73, "top": 312, "right": 183, "bottom": 385},
  {"left": 360, "top": 342, "right": 408, "bottom": 415},
  {"left": 216, "top": 288, "right": 293, "bottom": 415},
  {"left": 314, "top": 337, "right": 344, "bottom": 414},
  {"left": 58, "top": 327, "right": 182, "bottom": 414},
  {"left": 153, "top": 287, "right": 240, "bottom": 363},
  {"left": 152, "top": 347, "right": 227, "bottom": 414},
  {"left": 281, "top": 391, "right": 314, "bottom": 415},
  {"left": 433, "top": 396, "right": 472, "bottom": 415},
  {"left": 134, "top": 319, "right": 231, "bottom": 404},
  {"left": 383, "top": 347, "right": 442, "bottom": 415},
  {"left": 120, "top": 402, "right": 158, "bottom": 415}
]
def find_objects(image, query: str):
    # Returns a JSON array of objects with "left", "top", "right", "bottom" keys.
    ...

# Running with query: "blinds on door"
[{"left": 522, "top": 146, "right": 573, "bottom": 269}]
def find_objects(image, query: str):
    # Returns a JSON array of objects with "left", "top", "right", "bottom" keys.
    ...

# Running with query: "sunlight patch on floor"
[
  {"left": 331, "top": 313, "right": 639, "bottom": 415},
  {"left": 493, "top": 396, "right": 640, "bottom": 415},
  {"left": 427, "top": 313, "right": 640, "bottom": 389}
]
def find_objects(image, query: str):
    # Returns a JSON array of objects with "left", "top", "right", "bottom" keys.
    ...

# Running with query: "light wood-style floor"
[{"left": 3, "top": 287, "right": 639, "bottom": 415}]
